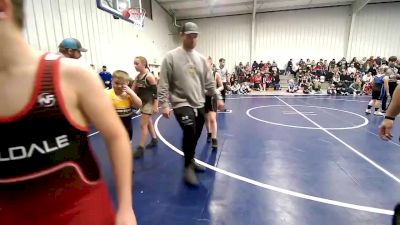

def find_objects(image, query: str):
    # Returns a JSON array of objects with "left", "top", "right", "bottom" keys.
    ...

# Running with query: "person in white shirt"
[
  {"left": 217, "top": 58, "right": 230, "bottom": 111},
  {"left": 347, "top": 64, "right": 357, "bottom": 75}
]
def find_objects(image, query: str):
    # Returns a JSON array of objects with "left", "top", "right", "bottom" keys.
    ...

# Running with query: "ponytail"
[{"left": 135, "top": 56, "right": 149, "bottom": 70}]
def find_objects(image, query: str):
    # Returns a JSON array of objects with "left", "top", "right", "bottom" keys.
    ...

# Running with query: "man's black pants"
[{"left": 174, "top": 106, "right": 205, "bottom": 167}]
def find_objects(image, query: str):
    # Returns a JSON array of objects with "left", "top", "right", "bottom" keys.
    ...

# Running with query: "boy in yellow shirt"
[{"left": 107, "top": 70, "right": 142, "bottom": 140}]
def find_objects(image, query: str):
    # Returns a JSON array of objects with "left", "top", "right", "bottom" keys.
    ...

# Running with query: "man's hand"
[
  {"left": 162, "top": 107, "right": 171, "bottom": 119},
  {"left": 379, "top": 119, "right": 394, "bottom": 141},
  {"left": 217, "top": 100, "right": 225, "bottom": 111},
  {"left": 153, "top": 103, "right": 159, "bottom": 114}
]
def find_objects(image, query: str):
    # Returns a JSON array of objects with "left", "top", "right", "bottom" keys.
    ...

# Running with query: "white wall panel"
[
  {"left": 48, "top": 0, "right": 65, "bottom": 45},
  {"left": 348, "top": 2, "right": 400, "bottom": 59},
  {"left": 33, "top": 0, "right": 50, "bottom": 52},
  {"left": 25, "top": 0, "right": 399, "bottom": 76},
  {"left": 58, "top": 0, "right": 71, "bottom": 37},
  {"left": 41, "top": 0, "right": 57, "bottom": 51},
  {"left": 187, "top": 7, "right": 351, "bottom": 70},
  {"left": 185, "top": 4, "right": 400, "bottom": 70},
  {"left": 187, "top": 15, "right": 252, "bottom": 73},
  {"left": 72, "top": 0, "right": 84, "bottom": 50},
  {"left": 23, "top": 0, "right": 176, "bottom": 78},
  {"left": 25, "top": 0, "right": 40, "bottom": 50},
  {"left": 255, "top": 6, "right": 351, "bottom": 68}
]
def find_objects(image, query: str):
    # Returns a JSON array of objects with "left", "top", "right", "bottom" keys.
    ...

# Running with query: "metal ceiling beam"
[
  {"left": 176, "top": 9, "right": 253, "bottom": 20},
  {"left": 156, "top": 0, "right": 193, "bottom": 3},
  {"left": 174, "top": 0, "right": 355, "bottom": 20},
  {"left": 160, "top": 0, "right": 287, "bottom": 6},
  {"left": 160, "top": 0, "right": 298, "bottom": 11},
  {"left": 257, "top": 1, "right": 352, "bottom": 12},
  {"left": 346, "top": 0, "right": 370, "bottom": 59},
  {"left": 345, "top": 13, "right": 356, "bottom": 59},
  {"left": 352, "top": 0, "right": 371, "bottom": 13},
  {"left": 162, "top": 0, "right": 252, "bottom": 10},
  {"left": 250, "top": 0, "right": 257, "bottom": 62}
]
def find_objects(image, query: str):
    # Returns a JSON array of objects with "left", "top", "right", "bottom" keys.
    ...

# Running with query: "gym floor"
[{"left": 89, "top": 95, "right": 400, "bottom": 225}]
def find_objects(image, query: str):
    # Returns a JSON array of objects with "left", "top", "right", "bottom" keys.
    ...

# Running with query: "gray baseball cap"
[{"left": 181, "top": 22, "right": 199, "bottom": 34}]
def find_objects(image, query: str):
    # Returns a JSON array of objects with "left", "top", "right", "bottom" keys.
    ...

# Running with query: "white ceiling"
[{"left": 155, "top": 0, "right": 399, "bottom": 20}]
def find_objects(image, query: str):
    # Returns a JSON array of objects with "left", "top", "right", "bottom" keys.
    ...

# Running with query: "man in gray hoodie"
[{"left": 158, "top": 22, "right": 224, "bottom": 186}]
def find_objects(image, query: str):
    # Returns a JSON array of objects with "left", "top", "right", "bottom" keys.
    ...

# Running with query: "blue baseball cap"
[{"left": 58, "top": 38, "right": 87, "bottom": 52}]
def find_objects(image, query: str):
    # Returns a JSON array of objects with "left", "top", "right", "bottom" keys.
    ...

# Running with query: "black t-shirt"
[
  {"left": 354, "top": 62, "right": 361, "bottom": 70},
  {"left": 252, "top": 62, "right": 258, "bottom": 70},
  {"left": 369, "top": 67, "right": 378, "bottom": 76},
  {"left": 376, "top": 58, "right": 382, "bottom": 65},
  {"left": 274, "top": 74, "right": 280, "bottom": 82}
]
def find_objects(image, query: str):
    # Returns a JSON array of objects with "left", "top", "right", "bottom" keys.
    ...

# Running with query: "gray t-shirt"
[
  {"left": 386, "top": 66, "right": 399, "bottom": 82},
  {"left": 217, "top": 66, "right": 228, "bottom": 82},
  {"left": 158, "top": 47, "right": 219, "bottom": 109}
]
